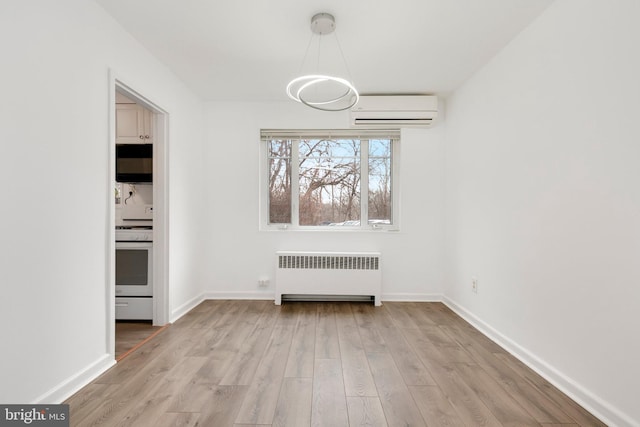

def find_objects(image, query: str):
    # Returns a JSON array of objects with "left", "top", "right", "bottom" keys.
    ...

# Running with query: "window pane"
[
  {"left": 300, "top": 138, "right": 359, "bottom": 159},
  {"left": 368, "top": 139, "right": 392, "bottom": 225},
  {"left": 268, "top": 140, "right": 291, "bottom": 224},
  {"left": 299, "top": 139, "right": 360, "bottom": 226}
]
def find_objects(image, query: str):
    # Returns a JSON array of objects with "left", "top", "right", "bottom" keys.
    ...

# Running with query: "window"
[{"left": 262, "top": 130, "right": 400, "bottom": 230}]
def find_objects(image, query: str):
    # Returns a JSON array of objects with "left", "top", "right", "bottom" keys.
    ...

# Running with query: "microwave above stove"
[{"left": 116, "top": 144, "right": 152, "bottom": 183}]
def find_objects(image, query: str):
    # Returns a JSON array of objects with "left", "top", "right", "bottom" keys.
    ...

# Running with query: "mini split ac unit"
[{"left": 350, "top": 95, "right": 438, "bottom": 128}]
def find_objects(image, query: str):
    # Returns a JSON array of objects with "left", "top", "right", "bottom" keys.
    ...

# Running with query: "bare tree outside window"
[
  {"left": 368, "top": 139, "right": 392, "bottom": 224},
  {"left": 265, "top": 133, "right": 395, "bottom": 228},
  {"left": 268, "top": 140, "right": 291, "bottom": 224},
  {"left": 299, "top": 139, "right": 360, "bottom": 226}
]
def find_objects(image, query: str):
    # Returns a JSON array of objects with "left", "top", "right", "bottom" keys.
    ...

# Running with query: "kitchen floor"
[{"left": 115, "top": 321, "right": 166, "bottom": 360}]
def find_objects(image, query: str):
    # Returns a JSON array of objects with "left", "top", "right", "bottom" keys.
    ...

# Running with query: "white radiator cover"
[{"left": 275, "top": 251, "right": 382, "bottom": 306}]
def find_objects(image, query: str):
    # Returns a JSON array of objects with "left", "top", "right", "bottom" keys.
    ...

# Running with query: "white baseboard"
[
  {"left": 170, "top": 293, "right": 206, "bottom": 323},
  {"left": 203, "top": 291, "right": 275, "bottom": 301},
  {"left": 381, "top": 292, "right": 443, "bottom": 302},
  {"left": 202, "top": 291, "right": 442, "bottom": 304},
  {"left": 442, "top": 296, "right": 635, "bottom": 427},
  {"left": 33, "top": 354, "right": 115, "bottom": 404}
]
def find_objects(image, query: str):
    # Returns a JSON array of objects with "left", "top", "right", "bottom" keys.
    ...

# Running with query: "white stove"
[
  {"left": 115, "top": 226, "right": 153, "bottom": 320},
  {"left": 115, "top": 227, "right": 153, "bottom": 242}
]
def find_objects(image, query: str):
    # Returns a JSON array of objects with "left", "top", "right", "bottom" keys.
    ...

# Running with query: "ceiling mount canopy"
[{"left": 286, "top": 13, "right": 359, "bottom": 111}]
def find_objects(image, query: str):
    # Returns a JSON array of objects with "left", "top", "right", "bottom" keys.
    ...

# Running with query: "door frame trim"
[{"left": 107, "top": 70, "right": 170, "bottom": 360}]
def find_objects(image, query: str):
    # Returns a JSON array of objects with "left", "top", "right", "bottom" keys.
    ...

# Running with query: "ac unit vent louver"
[{"left": 350, "top": 95, "right": 438, "bottom": 128}]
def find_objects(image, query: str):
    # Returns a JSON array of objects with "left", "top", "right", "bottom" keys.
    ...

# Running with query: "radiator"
[{"left": 275, "top": 251, "right": 382, "bottom": 306}]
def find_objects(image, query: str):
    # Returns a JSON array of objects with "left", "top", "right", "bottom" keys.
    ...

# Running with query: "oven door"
[{"left": 115, "top": 242, "right": 153, "bottom": 297}]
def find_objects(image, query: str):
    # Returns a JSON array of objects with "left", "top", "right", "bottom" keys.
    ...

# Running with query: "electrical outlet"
[
  {"left": 258, "top": 279, "right": 269, "bottom": 287},
  {"left": 472, "top": 277, "right": 478, "bottom": 293}
]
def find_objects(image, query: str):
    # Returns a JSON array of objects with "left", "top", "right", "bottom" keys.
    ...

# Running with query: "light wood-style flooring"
[
  {"left": 66, "top": 300, "right": 604, "bottom": 426},
  {"left": 115, "top": 321, "right": 166, "bottom": 360}
]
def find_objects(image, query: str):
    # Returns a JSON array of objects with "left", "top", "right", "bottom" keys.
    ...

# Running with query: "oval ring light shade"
[
  {"left": 286, "top": 75, "right": 359, "bottom": 111},
  {"left": 286, "top": 13, "right": 359, "bottom": 112}
]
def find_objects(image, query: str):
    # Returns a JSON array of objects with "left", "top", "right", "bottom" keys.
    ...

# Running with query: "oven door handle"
[{"left": 115, "top": 302, "right": 129, "bottom": 307}]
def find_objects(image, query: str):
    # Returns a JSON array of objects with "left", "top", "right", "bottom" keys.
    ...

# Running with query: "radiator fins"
[{"left": 277, "top": 255, "right": 379, "bottom": 270}]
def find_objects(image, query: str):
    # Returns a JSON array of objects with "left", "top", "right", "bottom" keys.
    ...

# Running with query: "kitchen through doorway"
[{"left": 109, "top": 76, "right": 169, "bottom": 362}]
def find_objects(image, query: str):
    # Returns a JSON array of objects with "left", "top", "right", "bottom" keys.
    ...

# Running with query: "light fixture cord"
[
  {"left": 316, "top": 33, "right": 322, "bottom": 73},
  {"left": 297, "top": 33, "right": 315, "bottom": 75},
  {"left": 334, "top": 31, "right": 355, "bottom": 84}
]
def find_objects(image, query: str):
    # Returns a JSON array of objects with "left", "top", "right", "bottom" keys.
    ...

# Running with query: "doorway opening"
[{"left": 107, "top": 74, "right": 169, "bottom": 361}]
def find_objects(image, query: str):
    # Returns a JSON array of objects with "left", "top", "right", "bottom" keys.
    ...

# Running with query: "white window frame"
[{"left": 260, "top": 129, "right": 401, "bottom": 232}]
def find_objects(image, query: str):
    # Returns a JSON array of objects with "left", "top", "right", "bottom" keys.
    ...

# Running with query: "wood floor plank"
[
  {"left": 161, "top": 357, "right": 227, "bottom": 412},
  {"left": 374, "top": 308, "right": 436, "bottom": 386},
  {"left": 115, "top": 321, "right": 165, "bottom": 359},
  {"left": 494, "top": 353, "right": 608, "bottom": 426},
  {"left": 311, "top": 359, "right": 349, "bottom": 427},
  {"left": 65, "top": 383, "right": 120, "bottom": 426},
  {"left": 170, "top": 300, "right": 223, "bottom": 329},
  {"left": 185, "top": 324, "right": 233, "bottom": 358},
  {"left": 382, "top": 302, "right": 422, "bottom": 329},
  {"left": 455, "top": 362, "right": 541, "bottom": 426},
  {"left": 341, "top": 349, "right": 378, "bottom": 397},
  {"left": 127, "top": 357, "right": 206, "bottom": 426},
  {"left": 414, "top": 302, "right": 459, "bottom": 327},
  {"left": 404, "top": 302, "right": 439, "bottom": 327},
  {"left": 153, "top": 412, "right": 200, "bottom": 427},
  {"left": 93, "top": 327, "right": 180, "bottom": 385},
  {"left": 66, "top": 302, "right": 604, "bottom": 427},
  {"left": 115, "top": 356, "right": 210, "bottom": 426},
  {"left": 346, "top": 396, "right": 388, "bottom": 427},
  {"left": 334, "top": 303, "right": 379, "bottom": 397},
  {"left": 75, "top": 329, "right": 207, "bottom": 425},
  {"left": 366, "top": 351, "right": 427, "bottom": 427},
  {"left": 538, "top": 424, "right": 579, "bottom": 426},
  {"left": 273, "top": 377, "right": 313, "bottom": 427},
  {"left": 419, "top": 324, "right": 475, "bottom": 364},
  {"left": 335, "top": 303, "right": 364, "bottom": 353},
  {"left": 219, "top": 307, "right": 280, "bottom": 385},
  {"left": 408, "top": 385, "right": 466, "bottom": 427},
  {"left": 185, "top": 300, "right": 267, "bottom": 358},
  {"left": 440, "top": 323, "right": 574, "bottom": 424},
  {"left": 195, "top": 385, "right": 249, "bottom": 426},
  {"left": 401, "top": 327, "right": 503, "bottom": 427},
  {"left": 439, "top": 317, "right": 506, "bottom": 356},
  {"left": 235, "top": 324, "right": 294, "bottom": 424},
  {"left": 315, "top": 303, "right": 340, "bottom": 359},
  {"left": 285, "top": 303, "right": 317, "bottom": 378},
  {"left": 194, "top": 305, "right": 272, "bottom": 384},
  {"left": 351, "top": 303, "right": 387, "bottom": 353}
]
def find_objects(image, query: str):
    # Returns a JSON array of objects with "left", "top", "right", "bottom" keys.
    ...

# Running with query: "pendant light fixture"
[{"left": 286, "top": 13, "right": 359, "bottom": 111}]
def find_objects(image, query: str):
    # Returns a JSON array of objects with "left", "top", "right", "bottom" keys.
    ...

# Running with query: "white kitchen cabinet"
[{"left": 116, "top": 103, "right": 153, "bottom": 144}]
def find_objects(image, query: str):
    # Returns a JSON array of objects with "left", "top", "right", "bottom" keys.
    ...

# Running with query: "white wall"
[
  {"left": 202, "top": 101, "right": 445, "bottom": 300},
  {"left": 444, "top": 1, "right": 640, "bottom": 425},
  {"left": 0, "top": 0, "right": 204, "bottom": 403}
]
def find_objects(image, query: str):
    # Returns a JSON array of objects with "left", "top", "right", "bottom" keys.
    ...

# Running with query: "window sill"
[{"left": 261, "top": 226, "right": 400, "bottom": 233}]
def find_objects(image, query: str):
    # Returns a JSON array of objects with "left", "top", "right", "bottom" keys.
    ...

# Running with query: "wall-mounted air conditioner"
[{"left": 350, "top": 95, "right": 438, "bottom": 128}]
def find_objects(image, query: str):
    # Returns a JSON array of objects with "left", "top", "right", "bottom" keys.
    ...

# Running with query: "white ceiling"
[{"left": 94, "top": 0, "right": 555, "bottom": 102}]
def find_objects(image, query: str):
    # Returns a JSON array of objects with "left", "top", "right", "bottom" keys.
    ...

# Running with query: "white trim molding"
[
  {"left": 202, "top": 292, "right": 442, "bottom": 304},
  {"left": 170, "top": 293, "right": 206, "bottom": 323},
  {"left": 381, "top": 292, "right": 443, "bottom": 302},
  {"left": 442, "top": 296, "right": 635, "bottom": 427},
  {"left": 33, "top": 355, "right": 115, "bottom": 404},
  {"left": 204, "top": 291, "right": 275, "bottom": 301}
]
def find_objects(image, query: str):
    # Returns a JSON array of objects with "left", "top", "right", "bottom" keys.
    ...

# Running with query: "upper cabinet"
[{"left": 116, "top": 102, "right": 153, "bottom": 144}]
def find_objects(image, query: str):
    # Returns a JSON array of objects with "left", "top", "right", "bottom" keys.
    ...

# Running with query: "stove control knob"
[{"left": 141, "top": 235, "right": 148, "bottom": 241}]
